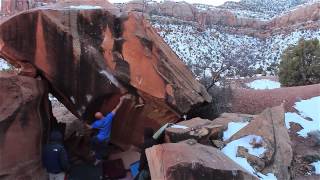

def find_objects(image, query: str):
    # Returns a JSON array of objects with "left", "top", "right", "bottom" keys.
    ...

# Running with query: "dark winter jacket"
[
  {"left": 42, "top": 131, "right": 70, "bottom": 174},
  {"left": 139, "top": 129, "right": 158, "bottom": 171}
]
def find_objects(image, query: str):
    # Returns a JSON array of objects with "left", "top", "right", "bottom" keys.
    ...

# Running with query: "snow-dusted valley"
[
  {"left": 214, "top": 0, "right": 315, "bottom": 20},
  {"left": 151, "top": 18, "right": 320, "bottom": 78},
  {"left": 116, "top": 0, "right": 319, "bottom": 79}
]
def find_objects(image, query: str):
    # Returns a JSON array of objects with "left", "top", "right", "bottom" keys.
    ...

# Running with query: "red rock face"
[
  {"left": 146, "top": 140, "right": 258, "bottom": 180},
  {"left": 1, "top": 0, "right": 31, "bottom": 15},
  {"left": 0, "top": 73, "right": 50, "bottom": 179},
  {"left": 0, "top": 1, "right": 211, "bottom": 146}
]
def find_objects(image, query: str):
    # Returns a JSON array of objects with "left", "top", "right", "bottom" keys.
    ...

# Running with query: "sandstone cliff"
[
  {"left": 118, "top": 0, "right": 320, "bottom": 38},
  {"left": 0, "top": 0, "right": 211, "bottom": 146}
]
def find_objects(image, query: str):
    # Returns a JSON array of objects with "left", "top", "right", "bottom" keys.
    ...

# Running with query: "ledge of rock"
[
  {"left": 164, "top": 113, "right": 255, "bottom": 145},
  {"left": 0, "top": 0, "right": 211, "bottom": 146},
  {"left": 227, "top": 105, "right": 293, "bottom": 180},
  {"left": 161, "top": 106, "right": 293, "bottom": 179},
  {"left": 146, "top": 140, "right": 258, "bottom": 180},
  {"left": 0, "top": 73, "right": 51, "bottom": 179},
  {"left": 165, "top": 117, "right": 223, "bottom": 144}
]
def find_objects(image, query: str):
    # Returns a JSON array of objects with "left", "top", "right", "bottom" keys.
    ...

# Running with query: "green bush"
[{"left": 279, "top": 39, "right": 320, "bottom": 87}]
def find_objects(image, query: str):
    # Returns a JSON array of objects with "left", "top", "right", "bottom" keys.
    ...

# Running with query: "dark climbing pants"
[
  {"left": 139, "top": 170, "right": 151, "bottom": 180},
  {"left": 91, "top": 137, "right": 109, "bottom": 160}
]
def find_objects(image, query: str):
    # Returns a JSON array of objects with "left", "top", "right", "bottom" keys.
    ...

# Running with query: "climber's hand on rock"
[
  {"left": 84, "top": 122, "right": 92, "bottom": 130},
  {"left": 121, "top": 94, "right": 132, "bottom": 101},
  {"left": 119, "top": 87, "right": 128, "bottom": 94}
]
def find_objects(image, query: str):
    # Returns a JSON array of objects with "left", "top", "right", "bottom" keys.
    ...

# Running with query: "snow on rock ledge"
[
  {"left": 222, "top": 135, "right": 266, "bottom": 175},
  {"left": 220, "top": 105, "right": 292, "bottom": 180},
  {"left": 311, "top": 161, "right": 320, "bottom": 175},
  {"left": 285, "top": 96, "right": 320, "bottom": 137},
  {"left": 223, "top": 121, "right": 250, "bottom": 141}
]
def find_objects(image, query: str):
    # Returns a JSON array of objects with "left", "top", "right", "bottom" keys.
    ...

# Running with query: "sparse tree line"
[{"left": 189, "top": 38, "right": 320, "bottom": 90}]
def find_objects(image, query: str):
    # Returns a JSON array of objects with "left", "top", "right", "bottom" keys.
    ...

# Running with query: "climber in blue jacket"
[{"left": 86, "top": 94, "right": 130, "bottom": 165}]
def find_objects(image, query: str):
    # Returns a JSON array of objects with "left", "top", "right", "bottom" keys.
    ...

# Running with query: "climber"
[
  {"left": 85, "top": 94, "right": 130, "bottom": 165},
  {"left": 42, "top": 131, "right": 70, "bottom": 180},
  {"left": 136, "top": 128, "right": 158, "bottom": 180}
]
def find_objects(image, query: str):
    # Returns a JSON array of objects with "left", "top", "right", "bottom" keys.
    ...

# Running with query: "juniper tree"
[{"left": 279, "top": 39, "right": 320, "bottom": 86}]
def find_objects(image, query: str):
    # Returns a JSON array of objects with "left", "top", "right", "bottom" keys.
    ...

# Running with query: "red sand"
[{"left": 231, "top": 83, "right": 320, "bottom": 114}]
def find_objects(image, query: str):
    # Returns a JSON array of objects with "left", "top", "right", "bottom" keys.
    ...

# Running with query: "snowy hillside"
[
  {"left": 151, "top": 18, "right": 320, "bottom": 77},
  {"left": 219, "top": 0, "right": 315, "bottom": 20}
]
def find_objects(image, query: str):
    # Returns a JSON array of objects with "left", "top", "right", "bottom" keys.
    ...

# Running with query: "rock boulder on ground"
[
  {"left": 0, "top": 73, "right": 51, "bottom": 179},
  {"left": 229, "top": 105, "right": 293, "bottom": 180},
  {"left": 165, "top": 117, "right": 223, "bottom": 144},
  {"left": 0, "top": 0, "right": 211, "bottom": 146},
  {"left": 146, "top": 139, "right": 258, "bottom": 180}
]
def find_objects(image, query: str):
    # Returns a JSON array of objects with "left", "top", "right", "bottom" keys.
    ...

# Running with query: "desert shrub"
[
  {"left": 279, "top": 39, "right": 320, "bottom": 86},
  {"left": 187, "top": 83, "right": 233, "bottom": 120},
  {"left": 256, "top": 67, "right": 264, "bottom": 74}
]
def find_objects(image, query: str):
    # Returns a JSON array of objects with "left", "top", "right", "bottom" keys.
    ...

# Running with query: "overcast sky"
[{"left": 109, "top": 0, "right": 241, "bottom": 6}]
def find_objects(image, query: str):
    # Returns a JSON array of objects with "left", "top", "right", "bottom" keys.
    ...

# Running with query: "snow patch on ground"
[
  {"left": 0, "top": 58, "right": 10, "bottom": 71},
  {"left": 68, "top": 5, "right": 102, "bottom": 9},
  {"left": 221, "top": 135, "right": 275, "bottom": 179},
  {"left": 311, "top": 161, "right": 320, "bottom": 175},
  {"left": 285, "top": 96, "right": 320, "bottom": 137},
  {"left": 223, "top": 122, "right": 249, "bottom": 141},
  {"left": 246, "top": 79, "right": 281, "bottom": 90}
]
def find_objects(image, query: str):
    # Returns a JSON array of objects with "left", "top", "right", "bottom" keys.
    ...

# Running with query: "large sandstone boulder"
[
  {"left": 146, "top": 140, "right": 258, "bottom": 180},
  {"left": 164, "top": 113, "right": 254, "bottom": 143},
  {"left": 228, "top": 105, "right": 293, "bottom": 180},
  {"left": 0, "top": 0, "right": 211, "bottom": 146},
  {"left": 0, "top": 73, "right": 50, "bottom": 179},
  {"left": 157, "top": 106, "right": 293, "bottom": 179}
]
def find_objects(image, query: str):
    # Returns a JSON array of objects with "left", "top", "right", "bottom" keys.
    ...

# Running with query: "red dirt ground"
[{"left": 231, "top": 83, "right": 320, "bottom": 114}]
